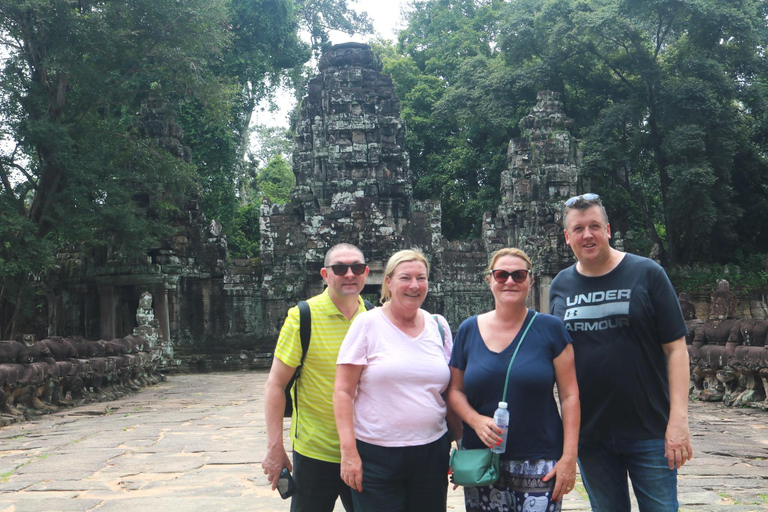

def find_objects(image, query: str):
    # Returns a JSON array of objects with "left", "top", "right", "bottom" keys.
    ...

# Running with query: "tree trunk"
[{"left": 646, "top": 85, "right": 671, "bottom": 266}]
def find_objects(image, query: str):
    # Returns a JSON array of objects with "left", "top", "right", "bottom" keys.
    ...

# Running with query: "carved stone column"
[
  {"left": 153, "top": 285, "right": 171, "bottom": 341},
  {"left": 202, "top": 280, "right": 212, "bottom": 334},
  {"left": 98, "top": 285, "right": 116, "bottom": 340}
]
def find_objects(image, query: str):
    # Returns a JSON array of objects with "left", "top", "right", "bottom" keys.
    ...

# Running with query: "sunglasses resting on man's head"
[{"left": 565, "top": 193, "right": 600, "bottom": 206}]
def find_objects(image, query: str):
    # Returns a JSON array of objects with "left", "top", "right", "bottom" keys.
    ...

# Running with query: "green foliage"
[
  {"left": 0, "top": 0, "right": 322, "bottom": 334},
  {"left": 669, "top": 254, "right": 768, "bottom": 294},
  {"left": 378, "top": 0, "right": 768, "bottom": 262},
  {"left": 0, "top": 199, "right": 55, "bottom": 338},
  {"left": 227, "top": 202, "right": 261, "bottom": 258},
  {"left": 226, "top": 154, "right": 293, "bottom": 259},
  {"left": 377, "top": 0, "right": 521, "bottom": 239},
  {"left": 258, "top": 155, "right": 295, "bottom": 204},
  {"left": 249, "top": 124, "right": 294, "bottom": 167},
  {"left": 497, "top": 0, "right": 768, "bottom": 265},
  {"left": 295, "top": 0, "right": 373, "bottom": 53}
]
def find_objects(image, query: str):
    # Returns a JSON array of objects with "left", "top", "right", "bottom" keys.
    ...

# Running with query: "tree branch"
[
  {"left": 655, "top": 7, "right": 677, "bottom": 59},
  {"left": 0, "top": 157, "right": 37, "bottom": 189},
  {"left": 581, "top": 40, "right": 636, "bottom": 91}
]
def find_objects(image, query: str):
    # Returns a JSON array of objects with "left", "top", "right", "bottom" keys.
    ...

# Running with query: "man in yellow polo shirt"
[{"left": 263, "top": 243, "right": 370, "bottom": 511}]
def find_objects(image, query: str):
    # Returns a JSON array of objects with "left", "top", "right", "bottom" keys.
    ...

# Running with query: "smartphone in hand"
[{"left": 277, "top": 467, "right": 297, "bottom": 499}]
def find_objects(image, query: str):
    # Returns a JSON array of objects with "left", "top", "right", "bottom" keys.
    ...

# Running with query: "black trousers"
[
  {"left": 291, "top": 450, "right": 354, "bottom": 512},
  {"left": 352, "top": 432, "right": 450, "bottom": 512}
]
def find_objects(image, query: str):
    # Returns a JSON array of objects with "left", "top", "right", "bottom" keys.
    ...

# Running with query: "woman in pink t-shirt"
[{"left": 334, "top": 249, "right": 461, "bottom": 512}]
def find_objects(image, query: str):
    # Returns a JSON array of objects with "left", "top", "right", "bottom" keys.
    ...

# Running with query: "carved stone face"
[{"left": 139, "top": 292, "right": 153, "bottom": 309}]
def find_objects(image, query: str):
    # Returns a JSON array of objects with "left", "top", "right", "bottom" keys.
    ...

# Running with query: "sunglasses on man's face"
[
  {"left": 490, "top": 269, "right": 531, "bottom": 284},
  {"left": 565, "top": 193, "right": 600, "bottom": 207},
  {"left": 328, "top": 263, "right": 367, "bottom": 276}
]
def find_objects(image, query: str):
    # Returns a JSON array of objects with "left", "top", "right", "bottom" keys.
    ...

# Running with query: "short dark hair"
[
  {"left": 563, "top": 194, "right": 609, "bottom": 228},
  {"left": 324, "top": 243, "right": 365, "bottom": 266}
]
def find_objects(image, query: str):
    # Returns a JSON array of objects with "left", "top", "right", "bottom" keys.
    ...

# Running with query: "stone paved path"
[{"left": 1, "top": 371, "right": 767, "bottom": 511}]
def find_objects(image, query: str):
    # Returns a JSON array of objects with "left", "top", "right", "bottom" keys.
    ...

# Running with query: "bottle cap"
[{"left": 498, "top": 401, "right": 508, "bottom": 409}]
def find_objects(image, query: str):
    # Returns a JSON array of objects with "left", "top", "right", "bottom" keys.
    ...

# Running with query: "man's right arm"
[{"left": 263, "top": 356, "right": 296, "bottom": 489}]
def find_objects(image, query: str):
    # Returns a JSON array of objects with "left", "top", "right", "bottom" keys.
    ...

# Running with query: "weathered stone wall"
[
  {"left": 260, "top": 42, "right": 443, "bottom": 335},
  {"left": 484, "top": 91, "right": 580, "bottom": 311},
  {"left": 43, "top": 51, "right": 587, "bottom": 355},
  {"left": 438, "top": 240, "right": 494, "bottom": 329},
  {"left": 32, "top": 43, "right": 768, "bottom": 410}
]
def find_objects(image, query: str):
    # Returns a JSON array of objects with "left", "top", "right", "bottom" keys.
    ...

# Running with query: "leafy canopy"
[{"left": 381, "top": 0, "right": 768, "bottom": 266}]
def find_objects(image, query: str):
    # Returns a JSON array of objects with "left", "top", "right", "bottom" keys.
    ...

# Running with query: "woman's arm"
[
  {"left": 543, "top": 344, "right": 580, "bottom": 501},
  {"left": 445, "top": 402, "right": 464, "bottom": 442},
  {"left": 436, "top": 315, "right": 463, "bottom": 442},
  {"left": 446, "top": 367, "right": 503, "bottom": 448},
  {"left": 334, "top": 363, "right": 364, "bottom": 492}
]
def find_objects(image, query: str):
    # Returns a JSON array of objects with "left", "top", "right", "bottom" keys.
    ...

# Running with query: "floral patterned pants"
[{"left": 464, "top": 459, "right": 562, "bottom": 512}]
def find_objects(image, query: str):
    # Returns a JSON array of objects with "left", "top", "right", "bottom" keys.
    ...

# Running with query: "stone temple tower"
[
  {"left": 260, "top": 43, "right": 442, "bottom": 336},
  {"left": 483, "top": 91, "right": 582, "bottom": 311}
]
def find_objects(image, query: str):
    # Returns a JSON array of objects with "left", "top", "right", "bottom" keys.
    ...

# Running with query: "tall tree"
[
  {"left": 499, "top": 0, "right": 768, "bottom": 265},
  {"left": 379, "top": 0, "right": 515, "bottom": 239},
  {"left": 0, "top": 0, "right": 309, "bottom": 336},
  {"left": 175, "top": 0, "right": 309, "bottom": 235},
  {"left": 295, "top": 0, "right": 373, "bottom": 54}
]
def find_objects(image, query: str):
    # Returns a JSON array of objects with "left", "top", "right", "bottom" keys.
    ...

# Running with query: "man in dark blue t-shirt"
[{"left": 549, "top": 193, "right": 692, "bottom": 512}]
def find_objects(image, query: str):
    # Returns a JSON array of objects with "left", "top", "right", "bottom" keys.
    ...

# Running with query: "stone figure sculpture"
[{"left": 686, "top": 280, "right": 768, "bottom": 408}]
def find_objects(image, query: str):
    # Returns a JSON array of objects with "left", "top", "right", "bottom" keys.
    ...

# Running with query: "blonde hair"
[
  {"left": 487, "top": 248, "right": 533, "bottom": 273},
  {"left": 380, "top": 249, "right": 430, "bottom": 303}
]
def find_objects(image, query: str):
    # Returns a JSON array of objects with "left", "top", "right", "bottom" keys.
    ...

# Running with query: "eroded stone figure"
[
  {"left": 133, "top": 291, "right": 161, "bottom": 349},
  {"left": 689, "top": 280, "right": 768, "bottom": 407}
]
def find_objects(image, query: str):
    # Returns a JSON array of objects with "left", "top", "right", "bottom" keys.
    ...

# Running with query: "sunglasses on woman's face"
[
  {"left": 490, "top": 269, "right": 531, "bottom": 284},
  {"left": 328, "top": 263, "right": 367, "bottom": 276}
]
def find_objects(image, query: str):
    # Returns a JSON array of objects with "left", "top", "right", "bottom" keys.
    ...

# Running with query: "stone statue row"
[
  {"left": 0, "top": 334, "right": 164, "bottom": 427},
  {"left": 684, "top": 280, "right": 768, "bottom": 408}
]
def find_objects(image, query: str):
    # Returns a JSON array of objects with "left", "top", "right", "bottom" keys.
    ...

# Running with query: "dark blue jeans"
[
  {"left": 352, "top": 432, "right": 450, "bottom": 512},
  {"left": 291, "top": 450, "right": 354, "bottom": 512},
  {"left": 578, "top": 438, "right": 678, "bottom": 512}
]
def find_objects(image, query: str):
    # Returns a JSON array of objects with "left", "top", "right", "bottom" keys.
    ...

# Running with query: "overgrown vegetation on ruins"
[
  {"left": 377, "top": 0, "right": 768, "bottom": 268},
  {"left": 2, "top": 0, "right": 768, "bottom": 334},
  {"left": 0, "top": 0, "right": 369, "bottom": 336}
]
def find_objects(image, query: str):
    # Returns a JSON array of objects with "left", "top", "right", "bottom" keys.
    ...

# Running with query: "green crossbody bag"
[{"left": 449, "top": 312, "right": 538, "bottom": 487}]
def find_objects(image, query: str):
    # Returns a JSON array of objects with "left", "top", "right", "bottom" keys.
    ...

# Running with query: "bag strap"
[
  {"left": 501, "top": 311, "right": 538, "bottom": 403},
  {"left": 292, "top": 298, "right": 370, "bottom": 419},
  {"left": 297, "top": 298, "right": 372, "bottom": 374},
  {"left": 297, "top": 301, "right": 311, "bottom": 372},
  {"left": 433, "top": 314, "right": 446, "bottom": 348},
  {"left": 288, "top": 301, "right": 312, "bottom": 422}
]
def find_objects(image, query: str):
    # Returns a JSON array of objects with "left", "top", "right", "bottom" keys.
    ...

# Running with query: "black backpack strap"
[
  {"left": 297, "top": 300, "right": 311, "bottom": 372},
  {"left": 287, "top": 301, "right": 311, "bottom": 424},
  {"left": 296, "top": 298, "right": 368, "bottom": 377}
]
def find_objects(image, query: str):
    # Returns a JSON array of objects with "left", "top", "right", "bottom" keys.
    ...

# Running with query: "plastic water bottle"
[{"left": 491, "top": 401, "right": 509, "bottom": 454}]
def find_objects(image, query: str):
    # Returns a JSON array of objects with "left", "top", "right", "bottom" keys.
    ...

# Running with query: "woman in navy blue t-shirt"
[{"left": 446, "top": 248, "right": 580, "bottom": 512}]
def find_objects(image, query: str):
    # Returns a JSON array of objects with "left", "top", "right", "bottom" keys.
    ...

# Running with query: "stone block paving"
[{"left": 1, "top": 371, "right": 767, "bottom": 511}]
